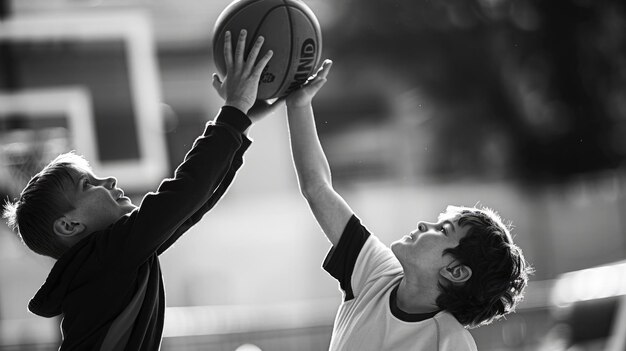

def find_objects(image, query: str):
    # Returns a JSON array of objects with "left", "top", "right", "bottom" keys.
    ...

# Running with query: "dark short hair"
[
  {"left": 436, "top": 205, "right": 532, "bottom": 328},
  {"left": 2, "top": 152, "right": 90, "bottom": 259}
]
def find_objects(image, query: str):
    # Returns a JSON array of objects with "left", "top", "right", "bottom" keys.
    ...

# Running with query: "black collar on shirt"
[{"left": 389, "top": 285, "right": 441, "bottom": 322}]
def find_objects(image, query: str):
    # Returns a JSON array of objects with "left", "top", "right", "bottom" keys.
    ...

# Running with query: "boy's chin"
[
  {"left": 390, "top": 240, "right": 404, "bottom": 258},
  {"left": 391, "top": 235, "right": 411, "bottom": 248},
  {"left": 122, "top": 204, "right": 137, "bottom": 214}
]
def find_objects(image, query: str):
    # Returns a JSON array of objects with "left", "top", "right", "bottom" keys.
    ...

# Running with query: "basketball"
[{"left": 212, "top": 0, "right": 322, "bottom": 100}]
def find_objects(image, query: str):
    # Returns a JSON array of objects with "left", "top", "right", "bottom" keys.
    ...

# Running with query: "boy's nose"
[{"left": 104, "top": 176, "right": 117, "bottom": 189}]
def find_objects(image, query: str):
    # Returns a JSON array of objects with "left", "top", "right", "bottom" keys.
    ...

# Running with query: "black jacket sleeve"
[
  {"left": 155, "top": 135, "right": 251, "bottom": 255},
  {"left": 106, "top": 106, "right": 251, "bottom": 267}
]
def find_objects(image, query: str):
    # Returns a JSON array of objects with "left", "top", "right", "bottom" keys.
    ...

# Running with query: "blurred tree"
[{"left": 322, "top": 0, "right": 626, "bottom": 184}]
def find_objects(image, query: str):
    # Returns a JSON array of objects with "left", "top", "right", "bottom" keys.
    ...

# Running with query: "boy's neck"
[{"left": 395, "top": 277, "right": 440, "bottom": 314}]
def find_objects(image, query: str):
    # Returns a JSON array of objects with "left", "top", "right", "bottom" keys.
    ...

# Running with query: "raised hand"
[
  {"left": 286, "top": 59, "right": 332, "bottom": 108},
  {"left": 212, "top": 29, "right": 273, "bottom": 115}
]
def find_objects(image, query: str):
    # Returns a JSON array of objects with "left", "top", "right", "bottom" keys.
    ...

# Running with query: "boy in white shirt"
[{"left": 284, "top": 59, "right": 532, "bottom": 350}]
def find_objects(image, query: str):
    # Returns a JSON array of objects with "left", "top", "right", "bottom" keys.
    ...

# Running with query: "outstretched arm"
[
  {"left": 120, "top": 30, "right": 272, "bottom": 263},
  {"left": 156, "top": 30, "right": 274, "bottom": 255},
  {"left": 286, "top": 60, "right": 353, "bottom": 246}
]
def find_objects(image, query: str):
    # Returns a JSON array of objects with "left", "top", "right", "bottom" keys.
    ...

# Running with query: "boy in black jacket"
[{"left": 2, "top": 29, "right": 272, "bottom": 350}]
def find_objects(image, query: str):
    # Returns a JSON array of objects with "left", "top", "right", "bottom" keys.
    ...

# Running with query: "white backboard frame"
[{"left": 0, "top": 11, "right": 168, "bottom": 192}]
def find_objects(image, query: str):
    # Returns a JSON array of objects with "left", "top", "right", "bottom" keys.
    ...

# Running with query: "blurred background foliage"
[{"left": 317, "top": 0, "right": 626, "bottom": 184}]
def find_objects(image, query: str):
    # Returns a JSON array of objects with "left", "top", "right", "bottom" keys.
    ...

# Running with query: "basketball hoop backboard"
[{"left": 0, "top": 11, "right": 168, "bottom": 193}]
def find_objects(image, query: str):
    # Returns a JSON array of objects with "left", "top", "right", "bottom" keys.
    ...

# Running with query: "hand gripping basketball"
[
  {"left": 212, "top": 29, "right": 273, "bottom": 114},
  {"left": 286, "top": 59, "right": 332, "bottom": 108},
  {"left": 212, "top": 0, "right": 322, "bottom": 100}
]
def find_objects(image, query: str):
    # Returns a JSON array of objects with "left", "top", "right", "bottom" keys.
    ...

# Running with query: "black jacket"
[{"left": 28, "top": 106, "right": 252, "bottom": 350}]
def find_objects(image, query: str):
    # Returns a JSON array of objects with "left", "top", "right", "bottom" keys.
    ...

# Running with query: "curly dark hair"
[
  {"left": 2, "top": 153, "right": 90, "bottom": 259},
  {"left": 436, "top": 205, "right": 533, "bottom": 328}
]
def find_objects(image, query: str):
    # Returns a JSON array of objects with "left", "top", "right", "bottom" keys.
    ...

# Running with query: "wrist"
[{"left": 286, "top": 101, "right": 312, "bottom": 110}]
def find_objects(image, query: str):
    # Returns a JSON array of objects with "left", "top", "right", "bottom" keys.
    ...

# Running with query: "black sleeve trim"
[
  {"left": 322, "top": 215, "right": 370, "bottom": 301},
  {"left": 215, "top": 106, "right": 251, "bottom": 133}
]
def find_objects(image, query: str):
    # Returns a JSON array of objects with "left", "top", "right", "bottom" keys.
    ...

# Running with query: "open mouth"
[{"left": 115, "top": 190, "right": 126, "bottom": 201}]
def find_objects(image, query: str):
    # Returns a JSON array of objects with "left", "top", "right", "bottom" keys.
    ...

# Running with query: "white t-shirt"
[{"left": 323, "top": 215, "right": 478, "bottom": 351}]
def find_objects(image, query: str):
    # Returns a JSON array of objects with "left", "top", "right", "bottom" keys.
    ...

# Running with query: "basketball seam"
[
  {"left": 281, "top": 4, "right": 322, "bottom": 96},
  {"left": 229, "top": 3, "right": 291, "bottom": 99},
  {"left": 271, "top": 0, "right": 295, "bottom": 99},
  {"left": 213, "top": 0, "right": 267, "bottom": 73},
  {"left": 245, "top": 5, "right": 275, "bottom": 58}
]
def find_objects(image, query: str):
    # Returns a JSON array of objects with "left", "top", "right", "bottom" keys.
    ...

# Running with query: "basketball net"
[{"left": 0, "top": 128, "right": 70, "bottom": 200}]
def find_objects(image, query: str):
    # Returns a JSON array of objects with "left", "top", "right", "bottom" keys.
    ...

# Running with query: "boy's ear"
[
  {"left": 53, "top": 216, "right": 86, "bottom": 238},
  {"left": 440, "top": 264, "right": 472, "bottom": 285}
]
